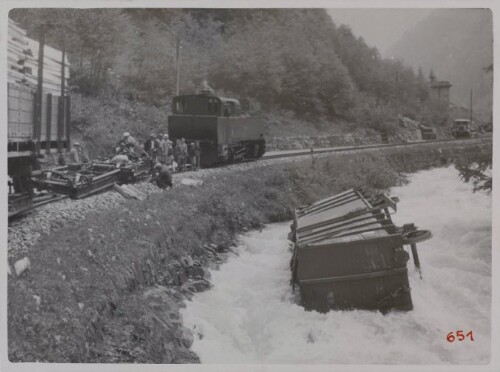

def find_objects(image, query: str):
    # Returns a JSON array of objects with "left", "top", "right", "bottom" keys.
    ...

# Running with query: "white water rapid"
[{"left": 181, "top": 167, "right": 492, "bottom": 364}]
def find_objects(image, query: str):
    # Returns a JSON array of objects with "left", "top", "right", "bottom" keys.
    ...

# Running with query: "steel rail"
[
  {"left": 262, "top": 136, "right": 491, "bottom": 160},
  {"left": 9, "top": 136, "right": 492, "bottom": 222}
]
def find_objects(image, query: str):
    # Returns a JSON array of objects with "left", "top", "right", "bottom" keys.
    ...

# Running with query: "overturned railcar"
[
  {"left": 168, "top": 91, "right": 266, "bottom": 166},
  {"left": 289, "top": 188, "right": 432, "bottom": 313}
]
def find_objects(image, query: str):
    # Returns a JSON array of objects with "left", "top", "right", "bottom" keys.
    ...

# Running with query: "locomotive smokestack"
[{"left": 199, "top": 79, "right": 214, "bottom": 95}]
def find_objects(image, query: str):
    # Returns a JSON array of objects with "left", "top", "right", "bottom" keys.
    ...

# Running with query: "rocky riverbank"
[{"left": 7, "top": 140, "right": 491, "bottom": 363}]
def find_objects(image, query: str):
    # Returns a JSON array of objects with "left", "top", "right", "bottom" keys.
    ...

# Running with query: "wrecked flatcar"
[
  {"left": 289, "top": 187, "right": 432, "bottom": 313},
  {"left": 32, "top": 163, "right": 120, "bottom": 199}
]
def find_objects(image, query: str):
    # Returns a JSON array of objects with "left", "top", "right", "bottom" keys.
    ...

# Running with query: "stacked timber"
[
  {"left": 113, "top": 184, "right": 148, "bottom": 201},
  {"left": 289, "top": 188, "right": 432, "bottom": 314},
  {"left": 8, "top": 18, "right": 70, "bottom": 95}
]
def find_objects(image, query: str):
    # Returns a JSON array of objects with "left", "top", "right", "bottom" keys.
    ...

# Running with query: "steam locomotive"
[{"left": 167, "top": 91, "right": 266, "bottom": 166}]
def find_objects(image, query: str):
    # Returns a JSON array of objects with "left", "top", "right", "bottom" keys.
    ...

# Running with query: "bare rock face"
[
  {"left": 184, "top": 279, "right": 211, "bottom": 293},
  {"left": 180, "top": 178, "right": 203, "bottom": 186},
  {"left": 172, "top": 348, "right": 200, "bottom": 364},
  {"left": 14, "top": 257, "right": 31, "bottom": 276},
  {"left": 176, "top": 327, "right": 195, "bottom": 349}
]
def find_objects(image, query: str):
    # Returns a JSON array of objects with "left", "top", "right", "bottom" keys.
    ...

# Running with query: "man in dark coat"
[
  {"left": 151, "top": 162, "right": 173, "bottom": 189},
  {"left": 144, "top": 133, "right": 160, "bottom": 162}
]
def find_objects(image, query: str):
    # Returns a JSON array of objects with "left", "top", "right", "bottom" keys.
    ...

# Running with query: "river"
[{"left": 181, "top": 166, "right": 492, "bottom": 364}]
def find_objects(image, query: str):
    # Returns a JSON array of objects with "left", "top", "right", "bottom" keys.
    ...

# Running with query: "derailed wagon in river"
[{"left": 289, "top": 187, "right": 432, "bottom": 313}]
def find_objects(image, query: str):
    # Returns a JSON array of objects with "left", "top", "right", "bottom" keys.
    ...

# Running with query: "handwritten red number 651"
[{"left": 447, "top": 330, "right": 474, "bottom": 343}]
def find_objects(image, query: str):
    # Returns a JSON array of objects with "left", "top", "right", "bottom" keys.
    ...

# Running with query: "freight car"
[
  {"left": 289, "top": 188, "right": 432, "bottom": 313},
  {"left": 167, "top": 91, "right": 266, "bottom": 166},
  {"left": 7, "top": 19, "right": 71, "bottom": 217}
]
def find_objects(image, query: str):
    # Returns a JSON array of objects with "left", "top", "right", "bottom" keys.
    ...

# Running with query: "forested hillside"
[
  {"left": 388, "top": 9, "right": 493, "bottom": 121},
  {"left": 9, "top": 8, "right": 446, "bottom": 154}
]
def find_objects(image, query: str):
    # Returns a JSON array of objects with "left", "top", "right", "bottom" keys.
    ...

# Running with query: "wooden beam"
[{"left": 45, "top": 93, "right": 52, "bottom": 153}]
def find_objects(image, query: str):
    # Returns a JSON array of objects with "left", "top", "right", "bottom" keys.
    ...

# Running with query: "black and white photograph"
[{"left": 2, "top": 1, "right": 498, "bottom": 371}]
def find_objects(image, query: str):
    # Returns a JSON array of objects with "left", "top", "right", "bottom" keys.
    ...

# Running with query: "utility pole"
[
  {"left": 176, "top": 38, "right": 181, "bottom": 96},
  {"left": 395, "top": 71, "right": 400, "bottom": 119},
  {"left": 470, "top": 89, "right": 473, "bottom": 122}
]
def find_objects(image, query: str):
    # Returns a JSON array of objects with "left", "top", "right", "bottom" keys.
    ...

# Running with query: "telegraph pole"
[
  {"left": 395, "top": 71, "right": 400, "bottom": 118},
  {"left": 176, "top": 38, "right": 181, "bottom": 96},
  {"left": 470, "top": 89, "right": 473, "bottom": 122}
]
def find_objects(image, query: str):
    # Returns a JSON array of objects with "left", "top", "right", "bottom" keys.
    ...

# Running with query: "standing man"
[
  {"left": 193, "top": 140, "right": 201, "bottom": 170},
  {"left": 69, "top": 142, "right": 90, "bottom": 165},
  {"left": 158, "top": 133, "right": 167, "bottom": 164},
  {"left": 179, "top": 138, "right": 188, "bottom": 171},
  {"left": 188, "top": 142, "right": 195, "bottom": 169},
  {"left": 173, "top": 139, "right": 181, "bottom": 171},
  {"left": 68, "top": 142, "right": 80, "bottom": 164},
  {"left": 165, "top": 139, "right": 174, "bottom": 170},
  {"left": 77, "top": 142, "right": 90, "bottom": 163},
  {"left": 144, "top": 133, "right": 159, "bottom": 163}
]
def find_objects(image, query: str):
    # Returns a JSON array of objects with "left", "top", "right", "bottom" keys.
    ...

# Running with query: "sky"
[{"left": 327, "top": 9, "right": 432, "bottom": 57}]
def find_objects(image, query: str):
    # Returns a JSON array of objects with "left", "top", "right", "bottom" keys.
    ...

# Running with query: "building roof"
[{"left": 431, "top": 80, "right": 452, "bottom": 88}]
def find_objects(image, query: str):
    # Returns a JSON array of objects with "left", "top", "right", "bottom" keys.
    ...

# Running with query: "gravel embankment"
[
  {"left": 9, "top": 137, "right": 488, "bottom": 260},
  {"left": 7, "top": 153, "right": 319, "bottom": 260},
  {"left": 8, "top": 181, "right": 157, "bottom": 260}
]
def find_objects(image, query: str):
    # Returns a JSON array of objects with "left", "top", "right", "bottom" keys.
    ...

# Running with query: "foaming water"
[{"left": 181, "top": 167, "right": 492, "bottom": 364}]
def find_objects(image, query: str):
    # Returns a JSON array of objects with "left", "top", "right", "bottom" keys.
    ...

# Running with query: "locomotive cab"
[
  {"left": 172, "top": 93, "right": 241, "bottom": 117},
  {"left": 168, "top": 92, "right": 266, "bottom": 166}
]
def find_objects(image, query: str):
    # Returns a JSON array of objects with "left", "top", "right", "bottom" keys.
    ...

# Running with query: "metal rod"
[
  {"left": 298, "top": 211, "right": 385, "bottom": 238},
  {"left": 297, "top": 187, "right": 361, "bottom": 211},
  {"left": 35, "top": 25, "right": 45, "bottom": 146},
  {"left": 60, "top": 39, "right": 65, "bottom": 99},
  {"left": 410, "top": 243, "right": 423, "bottom": 279},
  {"left": 298, "top": 194, "right": 361, "bottom": 217},
  {"left": 301, "top": 221, "right": 394, "bottom": 246},
  {"left": 61, "top": 40, "right": 69, "bottom": 150},
  {"left": 297, "top": 188, "right": 365, "bottom": 216}
]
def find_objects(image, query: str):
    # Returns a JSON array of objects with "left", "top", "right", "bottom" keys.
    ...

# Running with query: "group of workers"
[
  {"left": 115, "top": 131, "right": 203, "bottom": 190},
  {"left": 116, "top": 132, "right": 202, "bottom": 172},
  {"left": 66, "top": 131, "right": 203, "bottom": 191}
]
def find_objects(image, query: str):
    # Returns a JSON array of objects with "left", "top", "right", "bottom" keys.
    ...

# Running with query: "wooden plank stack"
[
  {"left": 8, "top": 18, "right": 70, "bottom": 96},
  {"left": 113, "top": 183, "right": 148, "bottom": 201}
]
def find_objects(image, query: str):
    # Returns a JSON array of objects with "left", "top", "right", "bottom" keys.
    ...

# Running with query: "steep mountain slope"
[
  {"left": 10, "top": 8, "right": 448, "bottom": 147},
  {"left": 388, "top": 9, "right": 493, "bottom": 120}
]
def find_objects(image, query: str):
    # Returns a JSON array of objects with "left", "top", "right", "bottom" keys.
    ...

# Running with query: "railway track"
[
  {"left": 9, "top": 136, "right": 492, "bottom": 221},
  {"left": 262, "top": 136, "right": 491, "bottom": 160},
  {"left": 32, "top": 193, "right": 69, "bottom": 209}
]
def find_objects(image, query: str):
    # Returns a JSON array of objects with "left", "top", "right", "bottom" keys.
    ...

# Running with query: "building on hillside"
[{"left": 430, "top": 80, "right": 452, "bottom": 104}]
